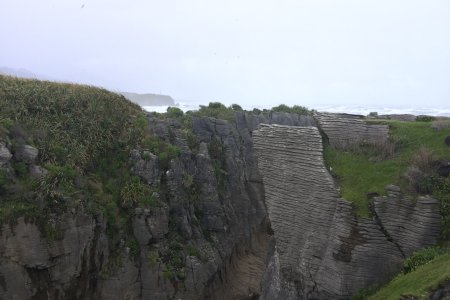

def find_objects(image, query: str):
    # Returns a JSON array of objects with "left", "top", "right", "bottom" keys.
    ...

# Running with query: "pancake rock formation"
[{"left": 253, "top": 124, "right": 440, "bottom": 299}]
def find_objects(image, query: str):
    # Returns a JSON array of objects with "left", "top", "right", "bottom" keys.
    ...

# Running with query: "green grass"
[
  {"left": 369, "top": 253, "right": 450, "bottom": 300},
  {"left": 0, "top": 75, "right": 142, "bottom": 169},
  {"left": 324, "top": 120, "right": 450, "bottom": 217}
]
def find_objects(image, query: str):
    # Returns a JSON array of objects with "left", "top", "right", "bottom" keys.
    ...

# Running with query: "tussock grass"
[
  {"left": 0, "top": 75, "right": 142, "bottom": 170},
  {"left": 0, "top": 75, "right": 150, "bottom": 226}
]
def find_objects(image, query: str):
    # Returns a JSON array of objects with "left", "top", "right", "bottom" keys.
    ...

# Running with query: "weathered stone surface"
[
  {"left": 130, "top": 149, "right": 159, "bottom": 185},
  {"left": 133, "top": 205, "right": 169, "bottom": 245},
  {"left": 0, "top": 213, "right": 102, "bottom": 299},
  {"left": 373, "top": 193, "right": 441, "bottom": 256},
  {"left": 0, "top": 141, "right": 12, "bottom": 167},
  {"left": 253, "top": 124, "right": 439, "bottom": 299},
  {"left": 14, "top": 144, "right": 38, "bottom": 163},
  {"left": 29, "top": 165, "right": 48, "bottom": 178},
  {"left": 314, "top": 112, "right": 389, "bottom": 149}
]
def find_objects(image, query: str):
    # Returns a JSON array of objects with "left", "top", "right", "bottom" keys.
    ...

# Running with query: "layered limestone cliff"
[
  {"left": 314, "top": 112, "right": 389, "bottom": 149},
  {"left": 0, "top": 111, "right": 284, "bottom": 300},
  {"left": 253, "top": 124, "right": 440, "bottom": 299},
  {"left": 0, "top": 110, "right": 442, "bottom": 300}
]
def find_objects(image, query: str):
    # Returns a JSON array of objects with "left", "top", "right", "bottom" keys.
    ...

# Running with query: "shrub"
[
  {"left": 403, "top": 166, "right": 429, "bottom": 194},
  {"left": 416, "top": 115, "right": 436, "bottom": 122},
  {"left": 161, "top": 241, "right": 185, "bottom": 276},
  {"left": 431, "top": 177, "right": 450, "bottom": 240},
  {"left": 410, "top": 146, "right": 436, "bottom": 173},
  {"left": 0, "top": 117, "right": 13, "bottom": 129},
  {"left": 142, "top": 136, "right": 181, "bottom": 170},
  {"left": 230, "top": 104, "right": 243, "bottom": 111},
  {"left": 120, "top": 177, "right": 155, "bottom": 209},
  {"left": 271, "top": 104, "right": 311, "bottom": 116},
  {"left": 195, "top": 102, "right": 236, "bottom": 121},
  {"left": 183, "top": 130, "right": 199, "bottom": 153},
  {"left": 14, "top": 162, "right": 28, "bottom": 178},
  {"left": 148, "top": 249, "right": 160, "bottom": 265},
  {"left": 252, "top": 108, "right": 262, "bottom": 114},
  {"left": 404, "top": 247, "right": 447, "bottom": 273},
  {"left": 431, "top": 120, "right": 450, "bottom": 131},
  {"left": 186, "top": 244, "right": 202, "bottom": 259},
  {"left": 166, "top": 107, "right": 184, "bottom": 119},
  {"left": 0, "top": 169, "right": 7, "bottom": 189}
]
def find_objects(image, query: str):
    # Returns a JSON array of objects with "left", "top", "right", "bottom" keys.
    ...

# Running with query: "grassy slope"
[
  {"left": 369, "top": 253, "right": 450, "bottom": 300},
  {"left": 324, "top": 120, "right": 450, "bottom": 216},
  {"left": 0, "top": 75, "right": 146, "bottom": 224}
]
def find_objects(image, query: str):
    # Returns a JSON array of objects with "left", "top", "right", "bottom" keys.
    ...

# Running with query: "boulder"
[
  {"left": 29, "top": 165, "right": 48, "bottom": 179},
  {"left": 15, "top": 144, "right": 38, "bottom": 163},
  {"left": 0, "top": 142, "right": 12, "bottom": 166},
  {"left": 434, "top": 160, "right": 450, "bottom": 177},
  {"left": 129, "top": 149, "right": 160, "bottom": 185}
]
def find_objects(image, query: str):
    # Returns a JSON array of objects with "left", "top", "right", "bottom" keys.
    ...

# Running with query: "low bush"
[
  {"left": 271, "top": 104, "right": 311, "bottom": 115},
  {"left": 431, "top": 120, "right": 450, "bottom": 131},
  {"left": 410, "top": 146, "right": 436, "bottom": 173},
  {"left": 404, "top": 247, "right": 447, "bottom": 273},
  {"left": 0, "top": 169, "right": 7, "bottom": 189},
  {"left": 195, "top": 102, "right": 236, "bottom": 121},
  {"left": 166, "top": 107, "right": 184, "bottom": 119},
  {"left": 120, "top": 177, "right": 157, "bottom": 209}
]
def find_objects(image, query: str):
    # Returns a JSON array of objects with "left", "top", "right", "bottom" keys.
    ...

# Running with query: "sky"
[{"left": 1, "top": 0, "right": 450, "bottom": 109}]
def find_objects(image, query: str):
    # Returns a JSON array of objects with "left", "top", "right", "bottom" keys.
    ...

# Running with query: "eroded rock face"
[
  {"left": 0, "top": 141, "right": 12, "bottom": 167},
  {"left": 0, "top": 112, "right": 276, "bottom": 300},
  {"left": 0, "top": 212, "right": 103, "bottom": 299},
  {"left": 130, "top": 149, "right": 160, "bottom": 185},
  {"left": 373, "top": 193, "right": 441, "bottom": 257},
  {"left": 253, "top": 124, "right": 440, "bottom": 299},
  {"left": 14, "top": 144, "right": 38, "bottom": 164},
  {"left": 314, "top": 112, "right": 389, "bottom": 149}
]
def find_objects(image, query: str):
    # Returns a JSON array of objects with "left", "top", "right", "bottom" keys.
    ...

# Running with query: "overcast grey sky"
[{"left": 1, "top": 0, "right": 449, "bottom": 108}]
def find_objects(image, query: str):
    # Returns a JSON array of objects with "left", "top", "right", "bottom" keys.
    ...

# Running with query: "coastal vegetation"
[{"left": 324, "top": 119, "right": 450, "bottom": 232}]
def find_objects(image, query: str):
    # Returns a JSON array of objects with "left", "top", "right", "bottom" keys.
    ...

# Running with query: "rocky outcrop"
[
  {"left": 14, "top": 144, "right": 38, "bottom": 164},
  {"left": 373, "top": 189, "right": 441, "bottom": 257},
  {"left": 130, "top": 149, "right": 160, "bottom": 185},
  {"left": 0, "top": 212, "right": 102, "bottom": 299},
  {"left": 0, "top": 142, "right": 12, "bottom": 167},
  {"left": 253, "top": 124, "right": 440, "bottom": 299},
  {"left": 314, "top": 112, "right": 389, "bottom": 149}
]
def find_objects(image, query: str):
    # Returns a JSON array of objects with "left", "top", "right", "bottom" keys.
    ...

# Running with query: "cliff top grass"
[
  {"left": 0, "top": 75, "right": 142, "bottom": 169},
  {"left": 368, "top": 253, "right": 450, "bottom": 300},
  {"left": 324, "top": 119, "right": 450, "bottom": 217},
  {"left": 0, "top": 75, "right": 153, "bottom": 226}
]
